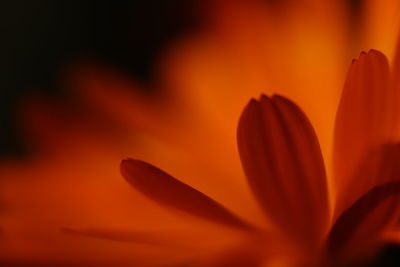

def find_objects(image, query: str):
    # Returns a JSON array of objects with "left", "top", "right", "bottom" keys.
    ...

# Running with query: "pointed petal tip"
[
  {"left": 121, "top": 158, "right": 136, "bottom": 164},
  {"left": 259, "top": 94, "right": 285, "bottom": 103},
  {"left": 120, "top": 158, "right": 146, "bottom": 173},
  {"left": 252, "top": 94, "right": 289, "bottom": 104},
  {"left": 259, "top": 94, "right": 269, "bottom": 101},
  {"left": 272, "top": 94, "right": 291, "bottom": 104},
  {"left": 249, "top": 98, "right": 258, "bottom": 105},
  {"left": 353, "top": 49, "right": 387, "bottom": 63},
  {"left": 367, "top": 49, "right": 388, "bottom": 63},
  {"left": 120, "top": 158, "right": 135, "bottom": 174},
  {"left": 244, "top": 97, "right": 261, "bottom": 111},
  {"left": 368, "top": 49, "right": 384, "bottom": 56},
  {"left": 120, "top": 158, "right": 152, "bottom": 185},
  {"left": 120, "top": 158, "right": 129, "bottom": 166},
  {"left": 351, "top": 51, "right": 367, "bottom": 63}
]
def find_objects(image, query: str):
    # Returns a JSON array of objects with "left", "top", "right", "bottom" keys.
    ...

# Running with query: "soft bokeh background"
[
  {"left": 1, "top": 0, "right": 400, "bottom": 265},
  {"left": 1, "top": 0, "right": 200, "bottom": 157}
]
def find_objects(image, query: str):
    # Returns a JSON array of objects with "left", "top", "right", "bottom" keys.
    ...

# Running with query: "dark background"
[
  {"left": 0, "top": 0, "right": 367, "bottom": 158},
  {"left": 0, "top": 1, "right": 399, "bottom": 265},
  {"left": 1, "top": 0, "right": 201, "bottom": 157}
]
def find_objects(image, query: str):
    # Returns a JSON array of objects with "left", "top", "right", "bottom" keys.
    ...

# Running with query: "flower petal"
[
  {"left": 237, "top": 94, "right": 329, "bottom": 245},
  {"left": 327, "top": 180, "right": 400, "bottom": 260},
  {"left": 392, "top": 29, "right": 400, "bottom": 98},
  {"left": 120, "top": 159, "right": 252, "bottom": 230},
  {"left": 67, "top": 62, "right": 172, "bottom": 136},
  {"left": 336, "top": 143, "right": 400, "bottom": 221},
  {"left": 333, "top": 50, "right": 399, "bottom": 211},
  {"left": 391, "top": 29, "right": 400, "bottom": 138},
  {"left": 61, "top": 227, "right": 171, "bottom": 246}
]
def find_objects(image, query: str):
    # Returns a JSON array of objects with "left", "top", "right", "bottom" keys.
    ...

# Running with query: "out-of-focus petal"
[
  {"left": 66, "top": 62, "right": 170, "bottom": 134},
  {"left": 237, "top": 95, "right": 329, "bottom": 247},
  {"left": 335, "top": 144, "right": 400, "bottom": 221},
  {"left": 327, "top": 143, "right": 400, "bottom": 265},
  {"left": 391, "top": 30, "right": 400, "bottom": 137},
  {"left": 0, "top": 260, "right": 154, "bottom": 267},
  {"left": 61, "top": 227, "right": 174, "bottom": 246},
  {"left": 393, "top": 30, "right": 400, "bottom": 88},
  {"left": 60, "top": 226, "right": 243, "bottom": 253},
  {"left": 333, "top": 50, "right": 399, "bottom": 211},
  {"left": 327, "top": 179, "right": 400, "bottom": 263},
  {"left": 120, "top": 159, "right": 252, "bottom": 230}
]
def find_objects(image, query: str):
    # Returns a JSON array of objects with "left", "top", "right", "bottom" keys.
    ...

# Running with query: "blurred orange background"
[{"left": 1, "top": 0, "right": 400, "bottom": 266}]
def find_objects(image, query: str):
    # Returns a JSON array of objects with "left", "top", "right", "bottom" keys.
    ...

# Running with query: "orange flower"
[
  {"left": 2, "top": 1, "right": 400, "bottom": 265},
  {"left": 68, "top": 50, "right": 400, "bottom": 266}
]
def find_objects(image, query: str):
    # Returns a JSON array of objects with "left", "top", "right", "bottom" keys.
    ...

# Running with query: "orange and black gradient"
[{"left": 1, "top": 1, "right": 400, "bottom": 266}]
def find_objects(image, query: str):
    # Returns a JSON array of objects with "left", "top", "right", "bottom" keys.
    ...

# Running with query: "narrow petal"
[
  {"left": 120, "top": 159, "right": 252, "bottom": 230},
  {"left": 333, "top": 50, "right": 399, "bottom": 211},
  {"left": 237, "top": 95, "right": 329, "bottom": 245},
  {"left": 0, "top": 260, "right": 149, "bottom": 267},
  {"left": 61, "top": 227, "right": 171, "bottom": 246}
]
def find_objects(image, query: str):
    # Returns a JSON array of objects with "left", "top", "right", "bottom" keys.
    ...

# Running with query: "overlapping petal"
[
  {"left": 328, "top": 178, "right": 400, "bottom": 263},
  {"left": 333, "top": 50, "right": 400, "bottom": 214}
]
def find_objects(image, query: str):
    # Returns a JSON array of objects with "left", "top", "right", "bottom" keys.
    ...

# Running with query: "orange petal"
[
  {"left": 327, "top": 180, "right": 400, "bottom": 261},
  {"left": 120, "top": 159, "right": 252, "bottom": 230},
  {"left": 333, "top": 50, "right": 398, "bottom": 209},
  {"left": 61, "top": 227, "right": 171, "bottom": 246},
  {"left": 391, "top": 29, "right": 400, "bottom": 137},
  {"left": 335, "top": 143, "right": 400, "bottom": 220},
  {"left": 237, "top": 94, "right": 329, "bottom": 246},
  {"left": 67, "top": 62, "right": 176, "bottom": 139},
  {"left": 392, "top": 26, "right": 400, "bottom": 93},
  {"left": 0, "top": 259, "right": 146, "bottom": 266}
]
